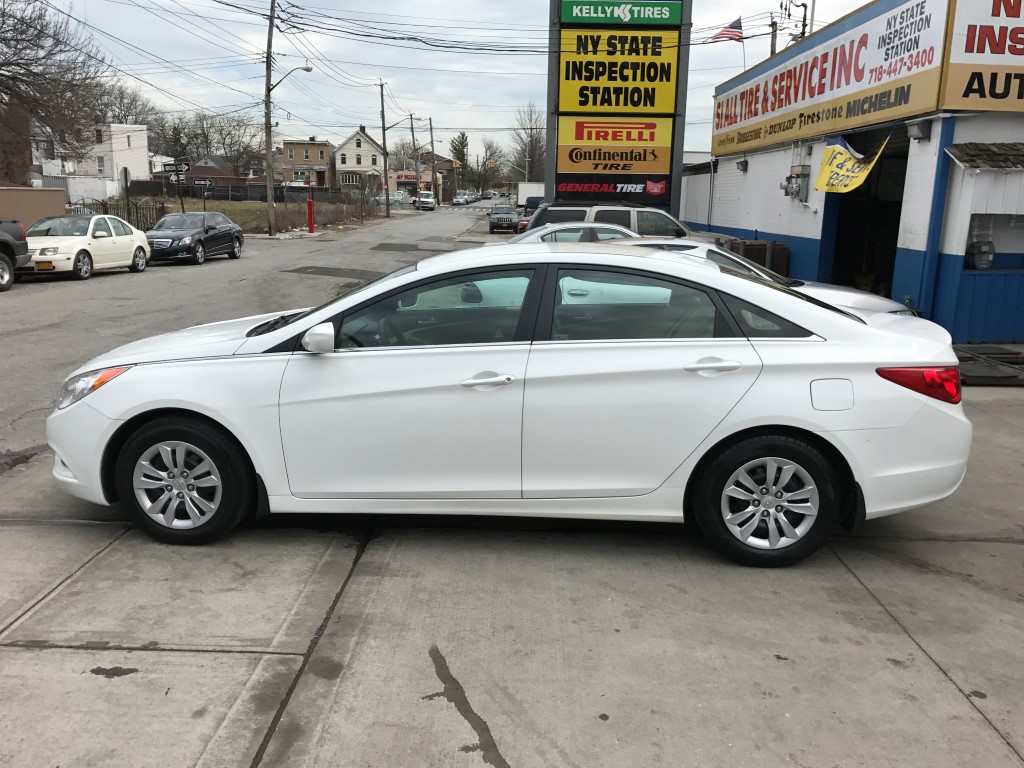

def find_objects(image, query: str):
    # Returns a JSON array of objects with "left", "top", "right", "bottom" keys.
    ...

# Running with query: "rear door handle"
[
  {"left": 460, "top": 374, "right": 517, "bottom": 387},
  {"left": 684, "top": 359, "right": 742, "bottom": 373}
]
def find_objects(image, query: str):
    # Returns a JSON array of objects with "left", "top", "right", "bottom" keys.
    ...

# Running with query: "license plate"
[{"left": 35, "top": 262, "right": 54, "bottom": 271}]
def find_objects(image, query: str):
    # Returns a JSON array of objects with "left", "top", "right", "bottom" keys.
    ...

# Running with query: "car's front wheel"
[
  {"left": 72, "top": 251, "right": 92, "bottom": 280},
  {"left": 192, "top": 242, "right": 205, "bottom": 265},
  {"left": 115, "top": 416, "right": 255, "bottom": 544},
  {"left": 693, "top": 435, "right": 839, "bottom": 567},
  {"left": 229, "top": 237, "right": 242, "bottom": 259},
  {"left": 0, "top": 254, "right": 12, "bottom": 292}
]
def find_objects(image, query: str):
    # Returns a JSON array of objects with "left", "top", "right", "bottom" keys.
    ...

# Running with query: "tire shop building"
[{"left": 681, "top": 0, "right": 1024, "bottom": 342}]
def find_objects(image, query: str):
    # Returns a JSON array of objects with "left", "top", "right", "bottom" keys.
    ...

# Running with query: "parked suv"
[
  {"left": 526, "top": 202, "right": 717, "bottom": 244},
  {"left": 416, "top": 191, "right": 437, "bottom": 211},
  {"left": 0, "top": 219, "right": 29, "bottom": 292}
]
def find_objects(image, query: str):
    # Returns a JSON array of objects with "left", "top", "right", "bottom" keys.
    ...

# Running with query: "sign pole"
[
  {"left": 670, "top": 1, "right": 693, "bottom": 219},
  {"left": 544, "top": 0, "right": 559, "bottom": 202}
]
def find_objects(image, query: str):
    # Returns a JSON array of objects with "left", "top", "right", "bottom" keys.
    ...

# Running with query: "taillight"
[{"left": 877, "top": 367, "right": 962, "bottom": 404}]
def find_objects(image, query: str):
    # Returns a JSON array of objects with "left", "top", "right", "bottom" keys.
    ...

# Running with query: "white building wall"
[
  {"left": 679, "top": 172, "right": 711, "bottom": 228},
  {"left": 710, "top": 142, "right": 826, "bottom": 242},
  {"left": 897, "top": 117, "right": 945, "bottom": 255},
  {"left": 107, "top": 124, "right": 150, "bottom": 181}
]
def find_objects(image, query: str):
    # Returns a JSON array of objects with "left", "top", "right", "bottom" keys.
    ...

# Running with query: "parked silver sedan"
[{"left": 613, "top": 238, "right": 918, "bottom": 316}]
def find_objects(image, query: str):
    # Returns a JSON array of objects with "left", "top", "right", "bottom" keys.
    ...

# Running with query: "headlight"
[
  {"left": 39, "top": 247, "right": 60, "bottom": 256},
  {"left": 176, "top": 236, "right": 192, "bottom": 246},
  {"left": 56, "top": 366, "right": 131, "bottom": 409}
]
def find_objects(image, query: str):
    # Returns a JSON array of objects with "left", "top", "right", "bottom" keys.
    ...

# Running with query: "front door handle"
[
  {"left": 460, "top": 374, "right": 517, "bottom": 387},
  {"left": 684, "top": 359, "right": 742, "bottom": 373}
]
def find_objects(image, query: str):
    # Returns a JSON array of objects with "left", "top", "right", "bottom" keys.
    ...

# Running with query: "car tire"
[
  {"left": 229, "top": 237, "right": 242, "bottom": 259},
  {"left": 115, "top": 416, "right": 255, "bottom": 545},
  {"left": 692, "top": 435, "right": 839, "bottom": 567},
  {"left": 192, "top": 242, "right": 205, "bottom": 265},
  {"left": 72, "top": 251, "right": 93, "bottom": 280},
  {"left": 488, "top": 227, "right": 495, "bottom": 234},
  {"left": 0, "top": 254, "right": 12, "bottom": 292},
  {"left": 129, "top": 247, "right": 147, "bottom": 273}
]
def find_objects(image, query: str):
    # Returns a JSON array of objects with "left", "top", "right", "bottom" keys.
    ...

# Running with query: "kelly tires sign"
[
  {"left": 561, "top": 1, "right": 682, "bottom": 26},
  {"left": 559, "top": 29, "right": 679, "bottom": 112},
  {"left": 712, "top": 0, "right": 948, "bottom": 154}
]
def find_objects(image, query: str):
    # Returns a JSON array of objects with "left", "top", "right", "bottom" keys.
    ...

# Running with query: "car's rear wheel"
[
  {"left": 72, "top": 251, "right": 92, "bottom": 280},
  {"left": 192, "top": 243, "right": 205, "bottom": 265},
  {"left": 229, "top": 237, "right": 242, "bottom": 259},
  {"left": 129, "top": 247, "right": 147, "bottom": 273},
  {"left": 115, "top": 416, "right": 254, "bottom": 544},
  {"left": 0, "top": 254, "right": 12, "bottom": 292},
  {"left": 693, "top": 435, "right": 839, "bottom": 567}
]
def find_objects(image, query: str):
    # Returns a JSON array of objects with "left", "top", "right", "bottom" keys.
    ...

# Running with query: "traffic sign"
[
  {"left": 193, "top": 179, "right": 213, "bottom": 187},
  {"left": 168, "top": 173, "right": 183, "bottom": 183},
  {"left": 162, "top": 162, "right": 191, "bottom": 173}
]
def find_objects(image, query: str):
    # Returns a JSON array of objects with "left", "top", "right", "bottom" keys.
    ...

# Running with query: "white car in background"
[
  {"left": 21, "top": 214, "right": 149, "bottom": 280},
  {"left": 47, "top": 243, "right": 970, "bottom": 567},
  {"left": 500, "top": 222, "right": 637, "bottom": 244}
]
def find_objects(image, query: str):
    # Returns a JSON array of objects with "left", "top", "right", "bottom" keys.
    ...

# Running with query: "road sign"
[
  {"left": 193, "top": 179, "right": 213, "bottom": 187},
  {"left": 168, "top": 173, "right": 183, "bottom": 183},
  {"left": 162, "top": 162, "right": 191, "bottom": 173}
]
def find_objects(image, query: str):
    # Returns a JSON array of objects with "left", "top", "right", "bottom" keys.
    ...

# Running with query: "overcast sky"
[{"left": 64, "top": 0, "right": 867, "bottom": 156}]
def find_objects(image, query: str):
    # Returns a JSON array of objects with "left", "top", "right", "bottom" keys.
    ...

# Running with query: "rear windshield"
[
  {"left": 492, "top": 206, "right": 516, "bottom": 215},
  {"left": 720, "top": 270, "right": 866, "bottom": 324}
]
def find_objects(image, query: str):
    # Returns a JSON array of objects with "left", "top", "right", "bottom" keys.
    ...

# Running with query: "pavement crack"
[
  {"left": 0, "top": 444, "right": 47, "bottom": 476},
  {"left": 422, "top": 645, "right": 511, "bottom": 768}
]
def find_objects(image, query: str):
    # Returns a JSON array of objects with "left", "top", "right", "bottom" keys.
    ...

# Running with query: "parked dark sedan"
[{"left": 145, "top": 212, "right": 243, "bottom": 265}]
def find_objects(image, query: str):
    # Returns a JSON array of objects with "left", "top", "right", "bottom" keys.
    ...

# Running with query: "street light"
[{"left": 264, "top": 62, "right": 312, "bottom": 235}]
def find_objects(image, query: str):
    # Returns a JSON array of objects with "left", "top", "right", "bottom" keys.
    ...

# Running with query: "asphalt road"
[{"left": 0, "top": 205, "right": 1022, "bottom": 768}]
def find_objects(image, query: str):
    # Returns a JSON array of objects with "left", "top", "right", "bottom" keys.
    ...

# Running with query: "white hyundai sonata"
[{"left": 47, "top": 244, "right": 972, "bottom": 566}]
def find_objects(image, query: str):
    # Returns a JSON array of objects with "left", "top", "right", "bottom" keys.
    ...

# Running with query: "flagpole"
[{"left": 741, "top": 17, "right": 747, "bottom": 71}]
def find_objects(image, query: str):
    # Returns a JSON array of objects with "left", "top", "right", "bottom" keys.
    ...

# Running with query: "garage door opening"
[{"left": 826, "top": 126, "right": 909, "bottom": 298}]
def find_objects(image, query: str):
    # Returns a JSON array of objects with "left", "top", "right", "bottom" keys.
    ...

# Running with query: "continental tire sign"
[
  {"left": 557, "top": 116, "right": 672, "bottom": 174},
  {"left": 559, "top": 29, "right": 679, "bottom": 112}
]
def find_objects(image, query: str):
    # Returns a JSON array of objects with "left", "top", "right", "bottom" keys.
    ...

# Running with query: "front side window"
[
  {"left": 109, "top": 217, "right": 131, "bottom": 236},
  {"left": 91, "top": 217, "right": 113, "bottom": 238},
  {"left": 636, "top": 210, "right": 682, "bottom": 237},
  {"left": 540, "top": 227, "right": 589, "bottom": 243},
  {"left": 552, "top": 268, "right": 721, "bottom": 341},
  {"left": 340, "top": 269, "right": 534, "bottom": 349}
]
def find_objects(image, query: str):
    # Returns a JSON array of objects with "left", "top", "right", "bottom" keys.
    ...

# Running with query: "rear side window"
[
  {"left": 593, "top": 209, "right": 631, "bottom": 227},
  {"left": 636, "top": 210, "right": 682, "bottom": 237},
  {"left": 538, "top": 208, "right": 587, "bottom": 225},
  {"left": 721, "top": 294, "right": 813, "bottom": 338},
  {"left": 109, "top": 218, "right": 131, "bottom": 237}
]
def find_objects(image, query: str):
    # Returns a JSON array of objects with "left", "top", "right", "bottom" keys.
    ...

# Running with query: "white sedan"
[
  {"left": 23, "top": 214, "right": 149, "bottom": 279},
  {"left": 46, "top": 244, "right": 971, "bottom": 566}
]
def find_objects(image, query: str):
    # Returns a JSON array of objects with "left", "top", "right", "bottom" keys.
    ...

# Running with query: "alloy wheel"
[
  {"left": 133, "top": 441, "right": 222, "bottom": 529},
  {"left": 194, "top": 244, "right": 205, "bottom": 264},
  {"left": 133, "top": 248, "right": 146, "bottom": 271},
  {"left": 75, "top": 253, "right": 92, "bottom": 278},
  {"left": 719, "top": 456, "right": 819, "bottom": 550},
  {"left": 0, "top": 259, "right": 10, "bottom": 289}
]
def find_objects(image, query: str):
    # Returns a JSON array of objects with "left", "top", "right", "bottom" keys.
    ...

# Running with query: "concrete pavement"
[{"left": 0, "top": 207, "right": 1021, "bottom": 767}]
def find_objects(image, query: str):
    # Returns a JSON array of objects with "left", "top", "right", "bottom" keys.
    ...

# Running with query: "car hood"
[
  {"left": 145, "top": 228, "right": 197, "bottom": 240},
  {"left": 26, "top": 236, "right": 83, "bottom": 251},
  {"left": 71, "top": 310, "right": 304, "bottom": 373},
  {"left": 797, "top": 281, "right": 910, "bottom": 313}
]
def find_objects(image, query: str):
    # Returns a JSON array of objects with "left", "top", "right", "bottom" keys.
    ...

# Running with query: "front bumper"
[
  {"left": 490, "top": 219, "right": 517, "bottom": 231},
  {"left": 46, "top": 400, "right": 122, "bottom": 506},
  {"left": 149, "top": 244, "right": 196, "bottom": 260},
  {"left": 16, "top": 254, "right": 75, "bottom": 274}
]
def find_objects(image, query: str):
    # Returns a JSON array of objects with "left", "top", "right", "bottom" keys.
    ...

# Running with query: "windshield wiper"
[
  {"left": 251, "top": 313, "right": 297, "bottom": 336},
  {"left": 785, "top": 278, "right": 805, "bottom": 287}
]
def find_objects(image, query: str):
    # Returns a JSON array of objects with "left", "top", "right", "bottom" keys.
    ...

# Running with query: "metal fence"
[{"left": 72, "top": 199, "right": 169, "bottom": 231}]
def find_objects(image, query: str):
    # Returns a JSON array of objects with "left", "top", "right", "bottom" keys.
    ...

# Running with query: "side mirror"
[
  {"left": 301, "top": 322, "right": 336, "bottom": 353},
  {"left": 460, "top": 282, "right": 483, "bottom": 304},
  {"left": 206, "top": 225, "right": 214, "bottom": 233},
  {"left": 93, "top": 230, "right": 109, "bottom": 238}
]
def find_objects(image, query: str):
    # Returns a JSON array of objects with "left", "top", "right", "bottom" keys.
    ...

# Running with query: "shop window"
[{"left": 967, "top": 214, "right": 1024, "bottom": 270}]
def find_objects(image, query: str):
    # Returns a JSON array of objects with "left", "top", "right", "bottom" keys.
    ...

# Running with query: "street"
[{"left": 0, "top": 207, "right": 1022, "bottom": 768}]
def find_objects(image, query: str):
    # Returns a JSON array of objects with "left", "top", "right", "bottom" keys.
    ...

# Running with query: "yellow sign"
[
  {"left": 712, "top": 0, "right": 947, "bottom": 154},
  {"left": 557, "top": 116, "right": 673, "bottom": 174},
  {"left": 815, "top": 136, "right": 889, "bottom": 193},
  {"left": 941, "top": 0, "right": 1024, "bottom": 111},
  {"left": 559, "top": 29, "right": 678, "bottom": 114}
]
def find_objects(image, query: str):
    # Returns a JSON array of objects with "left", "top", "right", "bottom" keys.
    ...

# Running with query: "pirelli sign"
[{"left": 557, "top": 117, "right": 672, "bottom": 174}]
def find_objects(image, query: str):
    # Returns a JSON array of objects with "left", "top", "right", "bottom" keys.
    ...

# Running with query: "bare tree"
[
  {"left": 388, "top": 136, "right": 416, "bottom": 171},
  {"left": 0, "top": 0, "right": 109, "bottom": 164},
  {"left": 214, "top": 113, "right": 264, "bottom": 173},
  {"left": 508, "top": 103, "right": 546, "bottom": 183},
  {"left": 100, "top": 83, "right": 158, "bottom": 125}
]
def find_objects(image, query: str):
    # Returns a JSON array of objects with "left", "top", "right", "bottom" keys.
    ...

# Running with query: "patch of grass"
[{"left": 153, "top": 198, "right": 380, "bottom": 234}]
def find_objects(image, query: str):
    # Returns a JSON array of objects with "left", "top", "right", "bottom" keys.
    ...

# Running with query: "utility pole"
[
  {"left": 770, "top": 16, "right": 778, "bottom": 55},
  {"left": 809, "top": 0, "right": 817, "bottom": 33},
  {"left": 379, "top": 82, "right": 391, "bottom": 218},
  {"left": 428, "top": 117, "right": 437, "bottom": 201},
  {"left": 409, "top": 115, "right": 419, "bottom": 195},
  {"left": 263, "top": 0, "right": 277, "bottom": 235}
]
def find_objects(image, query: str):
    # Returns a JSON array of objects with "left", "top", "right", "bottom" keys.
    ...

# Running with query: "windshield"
[
  {"left": 419, "top": 192, "right": 434, "bottom": 199},
  {"left": 152, "top": 214, "right": 205, "bottom": 230},
  {"left": 492, "top": 206, "right": 516, "bottom": 215},
  {"left": 26, "top": 216, "right": 93, "bottom": 237}
]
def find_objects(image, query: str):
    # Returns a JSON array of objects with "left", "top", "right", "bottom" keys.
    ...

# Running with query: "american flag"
[{"left": 710, "top": 18, "right": 744, "bottom": 43}]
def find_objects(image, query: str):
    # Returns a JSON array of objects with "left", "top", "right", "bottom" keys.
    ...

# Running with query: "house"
[
  {"left": 333, "top": 126, "right": 384, "bottom": 191},
  {"left": 67, "top": 124, "right": 150, "bottom": 181},
  {"left": 279, "top": 137, "right": 333, "bottom": 186},
  {"left": 149, "top": 153, "right": 174, "bottom": 175}
]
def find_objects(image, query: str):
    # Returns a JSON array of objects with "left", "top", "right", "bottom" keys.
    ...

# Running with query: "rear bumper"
[{"left": 825, "top": 401, "right": 972, "bottom": 520}]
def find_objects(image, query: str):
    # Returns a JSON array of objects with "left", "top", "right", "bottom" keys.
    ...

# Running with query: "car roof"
[
  {"left": 418, "top": 242, "right": 718, "bottom": 274},
  {"left": 530, "top": 221, "right": 636, "bottom": 233}
]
